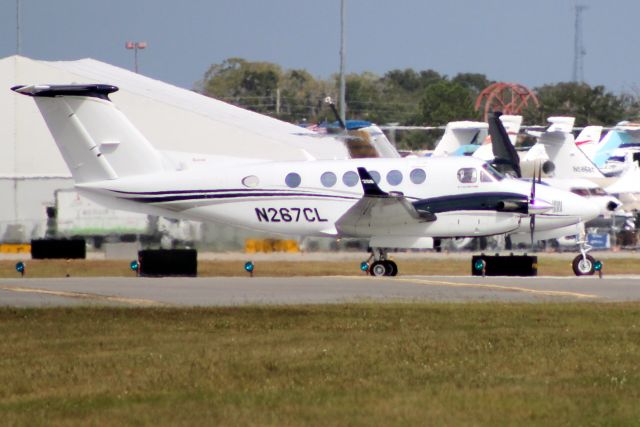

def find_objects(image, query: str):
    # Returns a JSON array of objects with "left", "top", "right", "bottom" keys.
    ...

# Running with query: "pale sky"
[{"left": 1, "top": 1, "right": 638, "bottom": 93}]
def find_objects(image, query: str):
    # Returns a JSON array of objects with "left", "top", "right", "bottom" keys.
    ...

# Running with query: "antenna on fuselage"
[{"left": 324, "top": 97, "right": 346, "bottom": 130}]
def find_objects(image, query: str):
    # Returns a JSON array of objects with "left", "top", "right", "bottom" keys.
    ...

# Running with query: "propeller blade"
[
  {"left": 537, "top": 162, "right": 542, "bottom": 184},
  {"left": 530, "top": 162, "right": 536, "bottom": 202},
  {"left": 530, "top": 213, "right": 536, "bottom": 250}
]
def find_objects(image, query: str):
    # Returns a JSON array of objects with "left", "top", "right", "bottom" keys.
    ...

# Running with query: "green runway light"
[
  {"left": 474, "top": 259, "right": 485, "bottom": 271},
  {"left": 244, "top": 261, "right": 255, "bottom": 273},
  {"left": 594, "top": 260, "right": 603, "bottom": 271},
  {"left": 15, "top": 261, "right": 25, "bottom": 276},
  {"left": 130, "top": 260, "right": 139, "bottom": 272},
  {"left": 360, "top": 261, "right": 369, "bottom": 272}
]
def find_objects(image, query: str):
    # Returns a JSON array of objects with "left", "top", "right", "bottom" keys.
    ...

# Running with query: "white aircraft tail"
[
  {"left": 499, "top": 115, "right": 523, "bottom": 145},
  {"left": 575, "top": 125, "right": 603, "bottom": 161},
  {"left": 12, "top": 84, "right": 164, "bottom": 183},
  {"left": 432, "top": 121, "right": 488, "bottom": 157},
  {"left": 546, "top": 116, "right": 575, "bottom": 133},
  {"left": 532, "top": 128, "right": 604, "bottom": 179}
]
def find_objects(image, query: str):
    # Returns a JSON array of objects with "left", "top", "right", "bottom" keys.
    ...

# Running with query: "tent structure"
[{"left": 0, "top": 55, "right": 349, "bottom": 242}]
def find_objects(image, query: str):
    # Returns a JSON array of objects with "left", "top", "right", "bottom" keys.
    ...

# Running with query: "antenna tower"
[{"left": 572, "top": 5, "right": 587, "bottom": 82}]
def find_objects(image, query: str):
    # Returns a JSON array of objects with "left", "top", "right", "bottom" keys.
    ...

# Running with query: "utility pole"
[
  {"left": 339, "top": 0, "right": 347, "bottom": 124},
  {"left": 572, "top": 5, "right": 587, "bottom": 83}
]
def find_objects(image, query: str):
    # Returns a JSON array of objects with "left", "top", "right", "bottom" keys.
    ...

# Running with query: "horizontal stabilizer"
[{"left": 12, "top": 84, "right": 118, "bottom": 100}]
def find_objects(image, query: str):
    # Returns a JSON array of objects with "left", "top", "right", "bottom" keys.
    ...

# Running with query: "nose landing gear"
[
  {"left": 572, "top": 240, "right": 602, "bottom": 276},
  {"left": 363, "top": 248, "right": 398, "bottom": 277}
]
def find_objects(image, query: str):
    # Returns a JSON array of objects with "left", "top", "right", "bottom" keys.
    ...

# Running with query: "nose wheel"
[
  {"left": 572, "top": 239, "right": 602, "bottom": 276},
  {"left": 363, "top": 248, "right": 398, "bottom": 277},
  {"left": 572, "top": 254, "right": 596, "bottom": 276}
]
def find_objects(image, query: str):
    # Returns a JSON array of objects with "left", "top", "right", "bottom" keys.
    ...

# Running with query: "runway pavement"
[{"left": 1, "top": 275, "right": 640, "bottom": 307}]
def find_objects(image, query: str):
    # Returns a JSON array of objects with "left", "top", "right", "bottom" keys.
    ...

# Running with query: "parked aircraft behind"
[{"left": 12, "top": 84, "right": 600, "bottom": 276}]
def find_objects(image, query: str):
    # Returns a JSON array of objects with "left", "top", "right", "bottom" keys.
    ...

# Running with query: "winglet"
[{"left": 357, "top": 167, "right": 388, "bottom": 197}]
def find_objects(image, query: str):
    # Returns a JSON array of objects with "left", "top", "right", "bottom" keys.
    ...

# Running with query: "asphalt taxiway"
[{"left": 1, "top": 275, "right": 640, "bottom": 307}]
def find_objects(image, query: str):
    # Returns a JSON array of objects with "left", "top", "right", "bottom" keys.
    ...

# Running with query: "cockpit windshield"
[{"left": 481, "top": 163, "right": 505, "bottom": 181}]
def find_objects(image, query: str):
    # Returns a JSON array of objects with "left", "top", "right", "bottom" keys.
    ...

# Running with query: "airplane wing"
[{"left": 335, "top": 167, "right": 435, "bottom": 235}]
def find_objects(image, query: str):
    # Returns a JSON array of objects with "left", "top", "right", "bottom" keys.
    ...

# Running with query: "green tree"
[
  {"left": 278, "top": 69, "right": 332, "bottom": 122},
  {"left": 418, "top": 80, "right": 477, "bottom": 125},
  {"left": 452, "top": 73, "right": 492, "bottom": 96},
  {"left": 199, "top": 58, "right": 283, "bottom": 115},
  {"left": 526, "top": 82, "right": 631, "bottom": 126},
  {"left": 344, "top": 72, "right": 384, "bottom": 122}
]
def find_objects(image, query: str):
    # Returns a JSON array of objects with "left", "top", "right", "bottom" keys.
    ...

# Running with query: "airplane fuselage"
[{"left": 77, "top": 155, "right": 597, "bottom": 241}]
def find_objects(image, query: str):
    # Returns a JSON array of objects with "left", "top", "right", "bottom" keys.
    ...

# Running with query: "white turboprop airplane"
[{"left": 12, "top": 84, "right": 601, "bottom": 276}]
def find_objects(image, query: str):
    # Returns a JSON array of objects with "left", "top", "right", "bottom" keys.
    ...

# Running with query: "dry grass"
[
  {"left": 0, "top": 255, "right": 639, "bottom": 278},
  {"left": 1, "top": 304, "right": 640, "bottom": 426}
]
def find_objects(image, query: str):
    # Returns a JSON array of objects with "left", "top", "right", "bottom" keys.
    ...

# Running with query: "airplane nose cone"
[
  {"left": 581, "top": 198, "right": 601, "bottom": 222},
  {"left": 607, "top": 200, "right": 620, "bottom": 212}
]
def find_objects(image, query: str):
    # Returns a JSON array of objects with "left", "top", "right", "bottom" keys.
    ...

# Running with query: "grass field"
[
  {"left": 1, "top": 304, "right": 640, "bottom": 426},
  {"left": 1, "top": 255, "right": 639, "bottom": 278}
]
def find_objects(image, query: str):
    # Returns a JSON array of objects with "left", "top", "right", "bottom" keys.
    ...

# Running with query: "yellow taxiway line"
[
  {"left": 0, "top": 285, "right": 166, "bottom": 307},
  {"left": 339, "top": 276, "right": 600, "bottom": 300},
  {"left": 394, "top": 277, "right": 600, "bottom": 299}
]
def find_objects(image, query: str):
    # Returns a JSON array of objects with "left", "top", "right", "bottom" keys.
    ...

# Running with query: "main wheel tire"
[
  {"left": 385, "top": 260, "right": 398, "bottom": 276},
  {"left": 572, "top": 254, "right": 596, "bottom": 276},
  {"left": 369, "top": 261, "right": 387, "bottom": 277}
]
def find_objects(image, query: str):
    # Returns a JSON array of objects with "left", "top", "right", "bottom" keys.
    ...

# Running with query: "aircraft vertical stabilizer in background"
[
  {"left": 472, "top": 115, "right": 522, "bottom": 162},
  {"left": 431, "top": 121, "right": 488, "bottom": 157}
]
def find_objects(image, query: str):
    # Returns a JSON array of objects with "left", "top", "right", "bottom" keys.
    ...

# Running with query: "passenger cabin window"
[
  {"left": 342, "top": 171, "right": 359, "bottom": 187},
  {"left": 369, "top": 170, "right": 381, "bottom": 183},
  {"left": 285, "top": 172, "right": 301, "bottom": 188},
  {"left": 321, "top": 171, "right": 337, "bottom": 188},
  {"left": 242, "top": 175, "right": 259, "bottom": 188},
  {"left": 386, "top": 170, "right": 403, "bottom": 186},
  {"left": 457, "top": 168, "right": 477, "bottom": 184},
  {"left": 410, "top": 168, "right": 426, "bottom": 184}
]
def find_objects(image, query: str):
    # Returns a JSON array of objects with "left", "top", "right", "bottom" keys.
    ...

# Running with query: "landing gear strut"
[
  {"left": 364, "top": 248, "right": 398, "bottom": 277},
  {"left": 572, "top": 240, "right": 595, "bottom": 276}
]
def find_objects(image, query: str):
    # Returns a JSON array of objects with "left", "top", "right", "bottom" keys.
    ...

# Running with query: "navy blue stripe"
[
  {"left": 109, "top": 188, "right": 287, "bottom": 196},
  {"left": 120, "top": 192, "right": 359, "bottom": 204}
]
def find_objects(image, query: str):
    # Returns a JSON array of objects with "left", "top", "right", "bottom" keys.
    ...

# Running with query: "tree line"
[{"left": 197, "top": 57, "right": 640, "bottom": 150}]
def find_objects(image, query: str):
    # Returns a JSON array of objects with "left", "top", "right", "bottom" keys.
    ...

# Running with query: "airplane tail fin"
[
  {"left": 534, "top": 128, "right": 604, "bottom": 179},
  {"left": 432, "top": 121, "right": 488, "bottom": 157},
  {"left": 499, "top": 115, "right": 523, "bottom": 145},
  {"left": 12, "top": 84, "right": 164, "bottom": 183}
]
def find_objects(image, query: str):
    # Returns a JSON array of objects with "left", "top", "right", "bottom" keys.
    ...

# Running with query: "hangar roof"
[{"left": 1, "top": 55, "right": 349, "bottom": 177}]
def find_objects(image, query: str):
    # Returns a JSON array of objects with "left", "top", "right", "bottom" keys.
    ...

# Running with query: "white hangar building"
[{"left": 0, "top": 55, "right": 349, "bottom": 243}]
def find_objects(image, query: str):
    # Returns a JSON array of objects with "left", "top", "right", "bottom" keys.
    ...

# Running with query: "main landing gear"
[
  {"left": 572, "top": 239, "right": 602, "bottom": 276},
  {"left": 363, "top": 248, "right": 398, "bottom": 277}
]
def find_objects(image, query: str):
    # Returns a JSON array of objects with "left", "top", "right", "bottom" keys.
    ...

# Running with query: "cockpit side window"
[
  {"left": 457, "top": 168, "right": 478, "bottom": 184},
  {"left": 571, "top": 188, "right": 590, "bottom": 197},
  {"left": 480, "top": 170, "right": 493, "bottom": 183}
]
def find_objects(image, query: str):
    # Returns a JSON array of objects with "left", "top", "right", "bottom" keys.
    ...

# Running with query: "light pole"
[
  {"left": 125, "top": 41, "right": 147, "bottom": 73},
  {"left": 339, "top": 0, "right": 347, "bottom": 124},
  {"left": 16, "top": 0, "right": 21, "bottom": 54}
]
